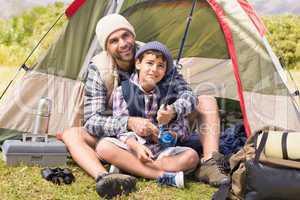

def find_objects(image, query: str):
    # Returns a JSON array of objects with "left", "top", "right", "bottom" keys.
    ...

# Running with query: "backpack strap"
[
  {"left": 281, "top": 132, "right": 289, "bottom": 160},
  {"left": 254, "top": 131, "right": 268, "bottom": 163}
]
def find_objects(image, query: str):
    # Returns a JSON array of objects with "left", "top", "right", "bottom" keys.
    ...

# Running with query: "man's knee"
[
  {"left": 62, "top": 127, "right": 97, "bottom": 148},
  {"left": 197, "top": 95, "right": 219, "bottom": 113}
]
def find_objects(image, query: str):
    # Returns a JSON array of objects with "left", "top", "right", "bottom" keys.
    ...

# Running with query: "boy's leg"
[
  {"left": 61, "top": 127, "right": 136, "bottom": 198},
  {"left": 96, "top": 139, "right": 186, "bottom": 188},
  {"left": 96, "top": 139, "right": 164, "bottom": 179},
  {"left": 152, "top": 149, "right": 199, "bottom": 172}
]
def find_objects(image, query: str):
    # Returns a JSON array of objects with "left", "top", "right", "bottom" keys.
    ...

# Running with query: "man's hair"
[{"left": 137, "top": 50, "right": 167, "bottom": 63}]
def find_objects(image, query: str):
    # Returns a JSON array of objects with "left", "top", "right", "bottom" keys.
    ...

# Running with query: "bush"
[
  {"left": 0, "top": 3, "right": 66, "bottom": 67},
  {"left": 263, "top": 15, "right": 300, "bottom": 69}
]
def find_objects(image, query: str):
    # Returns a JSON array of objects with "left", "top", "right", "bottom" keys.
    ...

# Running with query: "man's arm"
[
  {"left": 84, "top": 64, "right": 128, "bottom": 138},
  {"left": 168, "top": 117, "right": 190, "bottom": 143},
  {"left": 171, "top": 68, "right": 197, "bottom": 118},
  {"left": 157, "top": 68, "right": 197, "bottom": 124}
]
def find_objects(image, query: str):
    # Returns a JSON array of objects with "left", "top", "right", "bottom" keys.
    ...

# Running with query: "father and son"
[{"left": 59, "top": 14, "right": 230, "bottom": 198}]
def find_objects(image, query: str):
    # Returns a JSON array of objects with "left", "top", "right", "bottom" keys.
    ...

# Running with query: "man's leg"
[
  {"left": 61, "top": 127, "right": 136, "bottom": 198},
  {"left": 195, "top": 95, "right": 230, "bottom": 187},
  {"left": 62, "top": 127, "right": 106, "bottom": 178},
  {"left": 197, "top": 95, "right": 220, "bottom": 160}
]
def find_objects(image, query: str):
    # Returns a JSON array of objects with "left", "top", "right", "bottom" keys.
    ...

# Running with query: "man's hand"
[
  {"left": 128, "top": 117, "right": 159, "bottom": 138},
  {"left": 157, "top": 104, "right": 176, "bottom": 125}
]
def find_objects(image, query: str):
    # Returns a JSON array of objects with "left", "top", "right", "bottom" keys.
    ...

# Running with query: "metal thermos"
[{"left": 32, "top": 97, "right": 51, "bottom": 136}]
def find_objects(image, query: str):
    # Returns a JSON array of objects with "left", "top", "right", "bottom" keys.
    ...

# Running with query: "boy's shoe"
[
  {"left": 157, "top": 171, "right": 184, "bottom": 188},
  {"left": 96, "top": 173, "right": 136, "bottom": 199},
  {"left": 109, "top": 165, "right": 120, "bottom": 173},
  {"left": 195, "top": 152, "right": 230, "bottom": 187}
]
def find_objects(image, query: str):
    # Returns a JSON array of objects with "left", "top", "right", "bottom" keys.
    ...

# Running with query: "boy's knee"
[
  {"left": 185, "top": 149, "right": 200, "bottom": 168},
  {"left": 95, "top": 139, "right": 115, "bottom": 160}
]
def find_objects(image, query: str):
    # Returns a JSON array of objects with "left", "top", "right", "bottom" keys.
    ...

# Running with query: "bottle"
[
  {"left": 158, "top": 126, "right": 177, "bottom": 148},
  {"left": 32, "top": 97, "right": 51, "bottom": 139}
]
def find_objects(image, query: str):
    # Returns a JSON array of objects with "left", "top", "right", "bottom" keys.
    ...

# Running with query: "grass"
[{"left": 0, "top": 159, "right": 215, "bottom": 200}]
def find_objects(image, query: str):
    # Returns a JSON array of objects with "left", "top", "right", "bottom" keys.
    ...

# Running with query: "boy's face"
[
  {"left": 106, "top": 29, "right": 135, "bottom": 63},
  {"left": 136, "top": 53, "right": 167, "bottom": 90}
]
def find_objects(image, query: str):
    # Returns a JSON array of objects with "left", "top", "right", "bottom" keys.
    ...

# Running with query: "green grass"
[{"left": 0, "top": 159, "right": 215, "bottom": 200}]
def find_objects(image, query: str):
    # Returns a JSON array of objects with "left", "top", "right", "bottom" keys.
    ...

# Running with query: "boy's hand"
[
  {"left": 128, "top": 117, "right": 159, "bottom": 137},
  {"left": 157, "top": 105, "right": 176, "bottom": 125},
  {"left": 135, "top": 144, "right": 154, "bottom": 163}
]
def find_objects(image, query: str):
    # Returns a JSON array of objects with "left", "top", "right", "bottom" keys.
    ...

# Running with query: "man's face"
[
  {"left": 106, "top": 29, "right": 135, "bottom": 63},
  {"left": 136, "top": 53, "right": 167, "bottom": 91}
]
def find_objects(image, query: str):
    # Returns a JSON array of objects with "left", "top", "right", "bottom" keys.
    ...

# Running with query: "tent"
[{"left": 0, "top": 0, "right": 299, "bottom": 144}]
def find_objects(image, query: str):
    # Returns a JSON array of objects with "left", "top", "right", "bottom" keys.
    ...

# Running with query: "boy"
[{"left": 98, "top": 41, "right": 199, "bottom": 188}]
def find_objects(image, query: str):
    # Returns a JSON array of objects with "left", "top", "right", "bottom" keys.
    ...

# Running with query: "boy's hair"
[{"left": 136, "top": 50, "right": 166, "bottom": 63}]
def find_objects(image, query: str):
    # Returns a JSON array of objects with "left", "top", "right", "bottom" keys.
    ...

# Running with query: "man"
[{"left": 61, "top": 14, "right": 229, "bottom": 198}]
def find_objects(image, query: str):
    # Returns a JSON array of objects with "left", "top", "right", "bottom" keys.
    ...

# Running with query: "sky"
[{"left": 0, "top": 0, "right": 299, "bottom": 19}]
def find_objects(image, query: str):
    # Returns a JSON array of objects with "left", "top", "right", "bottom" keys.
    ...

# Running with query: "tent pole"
[
  {"left": 0, "top": 12, "right": 65, "bottom": 101},
  {"left": 163, "top": 0, "right": 197, "bottom": 106}
]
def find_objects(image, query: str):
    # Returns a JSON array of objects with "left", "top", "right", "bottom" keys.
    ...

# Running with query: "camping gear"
[
  {"left": 257, "top": 131, "right": 300, "bottom": 160},
  {"left": 214, "top": 128, "right": 300, "bottom": 200},
  {"left": 32, "top": 97, "right": 51, "bottom": 141},
  {"left": 41, "top": 167, "right": 75, "bottom": 185},
  {"left": 0, "top": 0, "right": 299, "bottom": 143},
  {"left": 2, "top": 137, "right": 68, "bottom": 167}
]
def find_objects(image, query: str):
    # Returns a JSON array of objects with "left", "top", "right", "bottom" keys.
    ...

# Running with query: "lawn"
[{"left": 0, "top": 159, "right": 215, "bottom": 200}]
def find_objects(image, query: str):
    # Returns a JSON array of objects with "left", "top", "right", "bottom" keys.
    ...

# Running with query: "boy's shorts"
[{"left": 101, "top": 137, "right": 193, "bottom": 160}]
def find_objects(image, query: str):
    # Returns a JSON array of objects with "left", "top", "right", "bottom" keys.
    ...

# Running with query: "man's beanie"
[
  {"left": 135, "top": 41, "right": 174, "bottom": 70},
  {"left": 96, "top": 14, "right": 136, "bottom": 50}
]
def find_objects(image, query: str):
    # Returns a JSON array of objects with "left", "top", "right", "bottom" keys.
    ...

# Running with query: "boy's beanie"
[
  {"left": 96, "top": 14, "right": 136, "bottom": 50},
  {"left": 135, "top": 41, "right": 174, "bottom": 70}
]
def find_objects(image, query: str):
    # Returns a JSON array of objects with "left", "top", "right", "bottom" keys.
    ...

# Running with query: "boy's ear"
[{"left": 135, "top": 60, "right": 141, "bottom": 70}]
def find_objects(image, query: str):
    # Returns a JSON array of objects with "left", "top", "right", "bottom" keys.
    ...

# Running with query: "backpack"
[{"left": 213, "top": 127, "right": 300, "bottom": 200}]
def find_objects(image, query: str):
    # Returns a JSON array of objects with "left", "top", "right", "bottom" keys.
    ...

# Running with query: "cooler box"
[{"left": 2, "top": 139, "right": 68, "bottom": 167}]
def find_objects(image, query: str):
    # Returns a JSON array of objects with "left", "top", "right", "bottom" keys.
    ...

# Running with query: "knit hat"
[
  {"left": 96, "top": 14, "right": 136, "bottom": 50},
  {"left": 135, "top": 41, "right": 174, "bottom": 70}
]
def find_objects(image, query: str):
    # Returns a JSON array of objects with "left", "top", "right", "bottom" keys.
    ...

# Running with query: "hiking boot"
[
  {"left": 95, "top": 173, "right": 136, "bottom": 199},
  {"left": 195, "top": 152, "right": 230, "bottom": 187},
  {"left": 157, "top": 171, "right": 184, "bottom": 188}
]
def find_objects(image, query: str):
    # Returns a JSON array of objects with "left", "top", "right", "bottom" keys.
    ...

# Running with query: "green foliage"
[
  {"left": 0, "top": 2, "right": 66, "bottom": 67},
  {"left": 263, "top": 15, "right": 300, "bottom": 69}
]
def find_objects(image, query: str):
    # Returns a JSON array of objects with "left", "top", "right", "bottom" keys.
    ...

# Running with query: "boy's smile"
[{"left": 136, "top": 53, "right": 167, "bottom": 92}]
